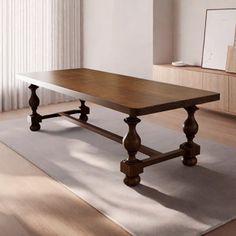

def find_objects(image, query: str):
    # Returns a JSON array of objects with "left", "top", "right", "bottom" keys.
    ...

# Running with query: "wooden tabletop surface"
[{"left": 17, "top": 68, "right": 220, "bottom": 116}]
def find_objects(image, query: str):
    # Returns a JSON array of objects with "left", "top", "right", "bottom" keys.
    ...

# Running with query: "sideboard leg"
[
  {"left": 28, "top": 84, "right": 42, "bottom": 131},
  {"left": 180, "top": 106, "right": 200, "bottom": 166},
  {"left": 120, "top": 116, "right": 143, "bottom": 187},
  {"left": 79, "top": 100, "right": 90, "bottom": 122}
]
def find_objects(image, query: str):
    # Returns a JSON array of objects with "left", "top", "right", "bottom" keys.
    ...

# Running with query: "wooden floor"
[{"left": 0, "top": 101, "right": 235, "bottom": 236}]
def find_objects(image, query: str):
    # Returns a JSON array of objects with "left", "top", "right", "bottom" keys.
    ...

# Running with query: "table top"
[{"left": 17, "top": 68, "right": 220, "bottom": 116}]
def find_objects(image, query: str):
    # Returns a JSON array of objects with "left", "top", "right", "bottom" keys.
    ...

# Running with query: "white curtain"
[{"left": 0, "top": 0, "right": 81, "bottom": 112}]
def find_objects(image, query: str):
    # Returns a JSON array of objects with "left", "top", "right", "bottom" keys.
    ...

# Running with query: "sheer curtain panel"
[{"left": 0, "top": 0, "right": 80, "bottom": 112}]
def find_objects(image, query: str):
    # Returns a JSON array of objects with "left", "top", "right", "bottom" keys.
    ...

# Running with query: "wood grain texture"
[
  {"left": 153, "top": 65, "right": 180, "bottom": 85},
  {"left": 154, "top": 65, "right": 203, "bottom": 89},
  {"left": 201, "top": 73, "right": 228, "bottom": 112},
  {"left": 17, "top": 68, "right": 219, "bottom": 116},
  {"left": 178, "top": 69, "right": 203, "bottom": 89},
  {"left": 226, "top": 46, "right": 236, "bottom": 73},
  {"left": 153, "top": 65, "right": 235, "bottom": 114},
  {"left": 229, "top": 76, "right": 236, "bottom": 114}
]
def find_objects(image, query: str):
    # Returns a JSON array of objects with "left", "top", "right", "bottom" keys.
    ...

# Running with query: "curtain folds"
[{"left": 0, "top": 0, "right": 80, "bottom": 112}]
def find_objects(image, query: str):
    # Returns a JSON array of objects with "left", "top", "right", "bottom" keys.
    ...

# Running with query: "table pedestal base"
[{"left": 28, "top": 84, "right": 200, "bottom": 187}]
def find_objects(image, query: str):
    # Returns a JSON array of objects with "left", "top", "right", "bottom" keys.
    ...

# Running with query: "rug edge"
[
  {"left": 199, "top": 216, "right": 236, "bottom": 236},
  {"left": 0, "top": 140, "right": 133, "bottom": 236}
]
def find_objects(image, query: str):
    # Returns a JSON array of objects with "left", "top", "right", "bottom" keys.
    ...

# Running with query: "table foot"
[
  {"left": 29, "top": 84, "right": 42, "bottom": 132},
  {"left": 30, "top": 123, "right": 41, "bottom": 132},
  {"left": 124, "top": 175, "right": 141, "bottom": 187},
  {"left": 180, "top": 106, "right": 200, "bottom": 167},
  {"left": 182, "top": 156, "right": 198, "bottom": 166},
  {"left": 121, "top": 116, "right": 143, "bottom": 187}
]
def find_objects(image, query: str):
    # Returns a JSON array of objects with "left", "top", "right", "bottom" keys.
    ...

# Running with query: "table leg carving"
[
  {"left": 120, "top": 116, "right": 143, "bottom": 186},
  {"left": 180, "top": 106, "right": 200, "bottom": 166},
  {"left": 79, "top": 100, "right": 90, "bottom": 122},
  {"left": 29, "top": 84, "right": 42, "bottom": 131}
]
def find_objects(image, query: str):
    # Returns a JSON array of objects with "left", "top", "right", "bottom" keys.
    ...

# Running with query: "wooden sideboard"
[{"left": 153, "top": 64, "right": 236, "bottom": 115}]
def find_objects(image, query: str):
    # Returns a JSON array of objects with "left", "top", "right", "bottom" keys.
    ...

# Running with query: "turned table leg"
[
  {"left": 79, "top": 100, "right": 90, "bottom": 122},
  {"left": 120, "top": 116, "right": 143, "bottom": 186},
  {"left": 28, "top": 84, "right": 42, "bottom": 131},
  {"left": 180, "top": 106, "right": 200, "bottom": 166}
]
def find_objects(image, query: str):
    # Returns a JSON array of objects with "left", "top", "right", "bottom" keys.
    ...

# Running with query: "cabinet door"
[
  {"left": 178, "top": 70, "right": 203, "bottom": 89},
  {"left": 202, "top": 73, "right": 228, "bottom": 112},
  {"left": 153, "top": 65, "right": 181, "bottom": 85},
  {"left": 153, "top": 65, "right": 203, "bottom": 88},
  {"left": 229, "top": 76, "right": 236, "bottom": 114}
]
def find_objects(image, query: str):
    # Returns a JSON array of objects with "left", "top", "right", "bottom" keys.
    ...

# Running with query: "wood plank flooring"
[{"left": 0, "top": 101, "right": 235, "bottom": 236}]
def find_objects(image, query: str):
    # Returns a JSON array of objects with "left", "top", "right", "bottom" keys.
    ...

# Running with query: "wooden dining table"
[{"left": 17, "top": 68, "right": 220, "bottom": 187}]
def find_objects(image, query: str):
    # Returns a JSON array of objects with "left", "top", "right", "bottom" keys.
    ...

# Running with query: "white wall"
[
  {"left": 173, "top": 0, "right": 236, "bottom": 66},
  {"left": 153, "top": 0, "right": 173, "bottom": 65},
  {"left": 81, "top": 0, "right": 153, "bottom": 79}
]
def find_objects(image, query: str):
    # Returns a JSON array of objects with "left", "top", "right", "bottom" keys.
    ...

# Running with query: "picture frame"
[{"left": 202, "top": 8, "right": 236, "bottom": 70}]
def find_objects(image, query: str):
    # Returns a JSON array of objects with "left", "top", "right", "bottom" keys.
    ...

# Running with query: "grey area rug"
[{"left": 0, "top": 107, "right": 236, "bottom": 236}]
